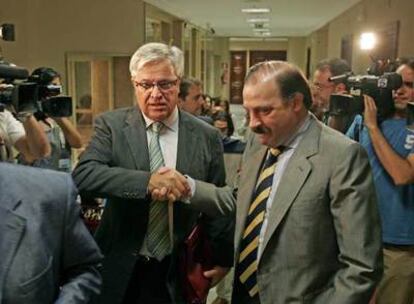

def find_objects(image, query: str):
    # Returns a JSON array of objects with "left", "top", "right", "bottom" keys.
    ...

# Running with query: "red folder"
[{"left": 179, "top": 222, "right": 214, "bottom": 304}]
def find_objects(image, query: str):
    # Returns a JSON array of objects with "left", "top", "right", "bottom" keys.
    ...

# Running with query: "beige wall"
[
  {"left": 310, "top": 0, "right": 414, "bottom": 74},
  {"left": 229, "top": 40, "right": 288, "bottom": 51},
  {"left": 306, "top": 25, "right": 329, "bottom": 76},
  {"left": 287, "top": 37, "right": 307, "bottom": 72},
  {"left": 0, "top": 0, "right": 145, "bottom": 82}
]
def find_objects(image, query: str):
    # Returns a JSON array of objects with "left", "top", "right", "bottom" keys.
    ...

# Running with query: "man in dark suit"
[
  {"left": 72, "top": 42, "right": 233, "bottom": 304},
  {"left": 168, "top": 61, "right": 383, "bottom": 303},
  {"left": 0, "top": 163, "right": 103, "bottom": 304}
]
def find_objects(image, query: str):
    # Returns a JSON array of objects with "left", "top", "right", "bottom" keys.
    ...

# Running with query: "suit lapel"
[
  {"left": 234, "top": 146, "right": 268, "bottom": 255},
  {"left": 176, "top": 111, "right": 197, "bottom": 174},
  {"left": 0, "top": 202, "right": 26, "bottom": 301},
  {"left": 259, "top": 118, "right": 321, "bottom": 260},
  {"left": 123, "top": 108, "right": 150, "bottom": 171}
]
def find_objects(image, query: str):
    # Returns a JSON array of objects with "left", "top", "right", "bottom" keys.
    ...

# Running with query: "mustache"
[{"left": 251, "top": 125, "right": 268, "bottom": 134}]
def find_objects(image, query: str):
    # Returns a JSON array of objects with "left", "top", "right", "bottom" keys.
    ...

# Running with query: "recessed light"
[
  {"left": 253, "top": 28, "right": 270, "bottom": 32},
  {"left": 254, "top": 32, "right": 271, "bottom": 37},
  {"left": 247, "top": 18, "right": 270, "bottom": 23},
  {"left": 241, "top": 8, "right": 271, "bottom": 13},
  {"left": 249, "top": 23, "right": 269, "bottom": 28}
]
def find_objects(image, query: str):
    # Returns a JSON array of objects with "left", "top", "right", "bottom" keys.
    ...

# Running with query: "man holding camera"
[
  {"left": 311, "top": 58, "right": 351, "bottom": 121},
  {"left": 0, "top": 105, "right": 50, "bottom": 162},
  {"left": 347, "top": 59, "right": 414, "bottom": 303}
]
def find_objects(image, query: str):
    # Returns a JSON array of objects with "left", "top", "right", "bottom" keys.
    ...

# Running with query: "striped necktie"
[
  {"left": 146, "top": 122, "right": 171, "bottom": 261},
  {"left": 237, "top": 147, "right": 283, "bottom": 298}
]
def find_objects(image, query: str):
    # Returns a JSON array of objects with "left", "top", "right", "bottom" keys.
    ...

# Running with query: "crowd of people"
[{"left": 0, "top": 41, "right": 413, "bottom": 304}]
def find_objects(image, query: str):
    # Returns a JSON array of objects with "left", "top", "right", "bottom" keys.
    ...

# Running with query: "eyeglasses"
[
  {"left": 402, "top": 81, "right": 414, "bottom": 88},
  {"left": 134, "top": 79, "right": 178, "bottom": 92}
]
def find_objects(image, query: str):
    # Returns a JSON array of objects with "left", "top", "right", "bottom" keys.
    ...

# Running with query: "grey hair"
[
  {"left": 245, "top": 61, "right": 312, "bottom": 110},
  {"left": 129, "top": 42, "right": 184, "bottom": 78}
]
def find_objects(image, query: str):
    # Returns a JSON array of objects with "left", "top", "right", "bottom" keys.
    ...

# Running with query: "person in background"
[
  {"left": 346, "top": 59, "right": 414, "bottom": 304},
  {"left": 0, "top": 68, "right": 50, "bottom": 162},
  {"left": 178, "top": 78, "right": 204, "bottom": 116},
  {"left": 19, "top": 67, "right": 82, "bottom": 171},
  {"left": 202, "top": 94, "right": 213, "bottom": 116},
  {"left": 212, "top": 110, "right": 243, "bottom": 154},
  {"left": 311, "top": 58, "right": 351, "bottom": 125},
  {"left": 178, "top": 77, "right": 213, "bottom": 124}
]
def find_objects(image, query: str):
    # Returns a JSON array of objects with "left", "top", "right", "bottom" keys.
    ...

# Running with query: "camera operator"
[
  {"left": 311, "top": 58, "right": 352, "bottom": 132},
  {"left": 18, "top": 67, "right": 82, "bottom": 172},
  {"left": 346, "top": 59, "right": 414, "bottom": 304},
  {"left": 0, "top": 85, "right": 50, "bottom": 162}
]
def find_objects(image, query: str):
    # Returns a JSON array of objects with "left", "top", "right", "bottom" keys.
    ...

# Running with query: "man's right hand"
[{"left": 148, "top": 167, "right": 190, "bottom": 203}]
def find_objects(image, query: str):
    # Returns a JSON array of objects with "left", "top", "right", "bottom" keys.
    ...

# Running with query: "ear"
[{"left": 290, "top": 93, "right": 304, "bottom": 112}]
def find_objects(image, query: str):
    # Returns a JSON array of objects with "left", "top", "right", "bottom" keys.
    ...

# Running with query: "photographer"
[
  {"left": 0, "top": 87, "right": 50, "bottom": 162},
  {"left": 311, "top": 58, "right": 351, "bottom": 123},
  {"left": 18, "top": 67, "right": 82, "bottom": 172},
  {"left": 346, "top": 59, "right": 414, "bottom": 303}
]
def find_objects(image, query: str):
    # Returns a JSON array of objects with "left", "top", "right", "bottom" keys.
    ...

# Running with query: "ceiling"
[{"left": 144, "top": 0, "right": 362, "bottom": 37}]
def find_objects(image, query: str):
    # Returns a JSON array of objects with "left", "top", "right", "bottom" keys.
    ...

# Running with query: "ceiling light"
[
  {"left": 249, "top": 23, "right": 269, "bottom": 28},
  {"left": 247, "top": 18, "right": 270, "bottom": 23},
  {"left": 241, "top": 8, "right": 270, "bottom": 13},
  {"left": 254, "top": 32, "right": 271, "bottom": 37},
  {"left": 252, "top": 28, "right": 270, "bottom": 32}
]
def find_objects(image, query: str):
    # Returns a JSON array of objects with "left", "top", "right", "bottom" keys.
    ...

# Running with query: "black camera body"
[
  {"left": 329, "top": 72, "right": 402, "bottom": 121},
  {"left": 0, "top": 63, "right": 72, "bottom": 117}
]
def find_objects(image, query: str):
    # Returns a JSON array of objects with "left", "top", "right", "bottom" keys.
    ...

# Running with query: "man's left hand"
[
  {"left": 363, "top": 95, "right": 379, "bottom": 131},
  {"left": 203, "top": 266, "right": 230, "bottom": 287}
]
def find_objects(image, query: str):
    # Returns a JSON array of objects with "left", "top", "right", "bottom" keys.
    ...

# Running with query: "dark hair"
[
  {"left": 245, "top": 61, "right": 313, "bottom": 110},
  {"left": 30, "top": 67, "right": 61, "bottom": 85},
  {"left": 315, "top": 58, "right": 351, "bottom": 77},
  {"left": 397, "top": 57, "right": 414, "bottom": 70},
  {"left": 178, "top": 78, "right": 201, "bottom": 100},
  {"left": 212, "top": 110, "right": 235, "bottom": 137}
]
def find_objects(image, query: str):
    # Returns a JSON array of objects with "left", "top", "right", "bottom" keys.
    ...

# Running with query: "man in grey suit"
[
  {"left": 161, "top": 61, "right": 383, "bottom": 303},
  {"left": 0, "top": 163, "right": 103, "bottom": 304},
  {"left": 72, "top": 42, "right": 233, "bottom": 304}
]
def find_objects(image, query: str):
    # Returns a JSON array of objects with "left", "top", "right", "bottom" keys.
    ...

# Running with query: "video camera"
[
  {"left": 328, "top": 71, "right": 402, "bottom": 122},
  {"left": 0, "top": 62, "right": 72, "bottom": 117}
]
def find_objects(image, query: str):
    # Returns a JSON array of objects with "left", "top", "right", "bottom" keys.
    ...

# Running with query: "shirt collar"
[
  {"left": 142, "top": 107, "right": 179, "bottom": 133},
  {"left": 282, "top": 112, "right": 311, "bottom": 150}
]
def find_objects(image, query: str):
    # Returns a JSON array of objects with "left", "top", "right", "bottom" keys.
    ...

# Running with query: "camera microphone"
[{"left": 0, "top": 63, "right": 29, "bottom": 79}]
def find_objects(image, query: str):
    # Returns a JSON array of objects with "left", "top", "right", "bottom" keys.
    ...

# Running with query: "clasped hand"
[{"left": 148, "top": 167, "right": 190, "bottom": 203}]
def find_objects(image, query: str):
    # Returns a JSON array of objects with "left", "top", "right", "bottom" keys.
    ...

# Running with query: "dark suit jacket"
[
  {"left": 73, "top": 107, "right": 234, "bottom": 304},
  {"left": 0, "top": 163, "right": 103, "bottom": 304},
  {"left": 192, "top": 116, "right": 383, "bottom": 304}
]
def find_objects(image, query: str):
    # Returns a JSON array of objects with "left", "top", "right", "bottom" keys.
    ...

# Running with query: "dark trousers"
[{"left": 122, "top": 255, "right": 172, "bottom": 304}]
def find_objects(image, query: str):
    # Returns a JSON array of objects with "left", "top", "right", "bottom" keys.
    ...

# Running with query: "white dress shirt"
[
  {"left": 258, "top": 114, "right": 311, "bottom": 256},
  {"left": 139, "top": 107, "right": 179, "bottom": 257}
]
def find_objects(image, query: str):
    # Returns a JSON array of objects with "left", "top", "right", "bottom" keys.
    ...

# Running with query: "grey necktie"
[{"left": 146, "top": 122, "right": 171, "bottom": 260}]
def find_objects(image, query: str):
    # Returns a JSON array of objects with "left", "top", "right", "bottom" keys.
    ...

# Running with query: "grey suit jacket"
[
  {"left": 73, "top": 107, "right": 234, "bottom": 304},
  {"left": 192, "top": 117, "right": 383, "bottom": 304},
  {"left": 0, "top": 163, "right": 103, "bottom": 304}
]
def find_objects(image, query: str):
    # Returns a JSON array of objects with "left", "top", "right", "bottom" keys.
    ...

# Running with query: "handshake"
[{"left": 148, "top": 167, "right": 191, "bottom": 203}]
